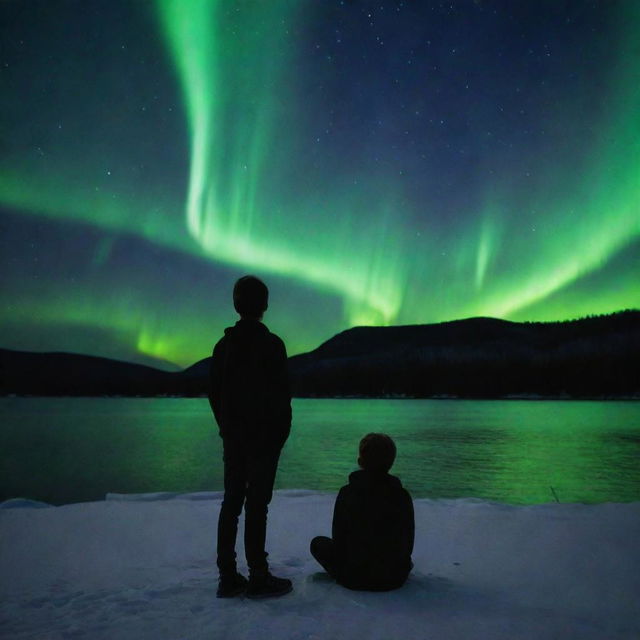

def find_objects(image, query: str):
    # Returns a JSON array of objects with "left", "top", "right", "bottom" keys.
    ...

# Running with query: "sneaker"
[
  {"left": 245, "top": 572, "right": 293, "bottom": 599},
  {"left": 217, "top": 572, "right": 248, "bottom": 598}
]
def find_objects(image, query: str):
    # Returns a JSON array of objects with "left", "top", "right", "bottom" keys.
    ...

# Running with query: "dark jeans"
[
  {"left": 310, "top": 536, "right": 410, "bottom": 591},
  {"left": 217, "top": 439, "right": 281, "bottom": 576}
]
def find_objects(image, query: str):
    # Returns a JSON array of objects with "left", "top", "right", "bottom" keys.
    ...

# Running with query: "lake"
[{"left": 1, "top": 397, "right": 639, "bottom": 505}]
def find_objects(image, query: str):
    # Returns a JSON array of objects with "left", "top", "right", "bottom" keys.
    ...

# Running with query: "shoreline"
[
  {"left": 3, "top": 490, "right": 640, "bottom": 510},
  {"left": 2, "top": 393, "right": 639, "bottom": 400}
]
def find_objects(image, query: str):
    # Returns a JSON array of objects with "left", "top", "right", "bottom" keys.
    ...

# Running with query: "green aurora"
[{"left": 0, "top": 1, "right": 638, "bottom": 367}]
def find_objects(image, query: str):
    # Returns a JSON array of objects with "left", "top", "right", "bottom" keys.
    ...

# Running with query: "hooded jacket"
[
  {"left": 332, "top": 469, "right": 414, "bottom": 590},
  {"left": 208, "top": 319, "right": 291, "bottom": 448}
]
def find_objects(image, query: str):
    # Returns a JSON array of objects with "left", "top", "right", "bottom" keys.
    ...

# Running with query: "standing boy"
[
  {"left": 209, "top": 275, "right": 292, "bottom": 599},
  {"left": 310, "top": 433, "right": 414, "bottom": 591}
]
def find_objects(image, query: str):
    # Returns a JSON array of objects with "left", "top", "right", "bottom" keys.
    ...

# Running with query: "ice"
[{"left": 0, "top": 498, "right": 53, "bottom": 510}]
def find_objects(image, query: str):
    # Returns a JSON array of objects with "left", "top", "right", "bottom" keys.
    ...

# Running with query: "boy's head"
[
  {"left": 233, "top": 275, "right": 269, "bottom": 319},
  {"left": 358, "top": 433, "right": 396, "bottom": 473}
]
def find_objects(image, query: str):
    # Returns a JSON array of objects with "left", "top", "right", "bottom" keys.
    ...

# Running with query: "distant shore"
[{"left": 3, "top": 393, "right": 639, "bottom": 400}]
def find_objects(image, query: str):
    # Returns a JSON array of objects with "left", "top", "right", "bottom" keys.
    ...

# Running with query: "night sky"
[{"left": 1, "top": 1, "right": 638, "bottom": 369}]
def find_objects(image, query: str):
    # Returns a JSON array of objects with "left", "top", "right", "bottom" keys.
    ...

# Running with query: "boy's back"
[
  {"left": 210, "top": 318, "right": 290, "bottom": 447},
  {"left": 333, "top": 469, "right": 414, "bottom": 590}
]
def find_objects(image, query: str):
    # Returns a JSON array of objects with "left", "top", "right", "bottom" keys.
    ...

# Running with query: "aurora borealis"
[{"left": 1, "top": 1, "right": 638, "bottom": 369}]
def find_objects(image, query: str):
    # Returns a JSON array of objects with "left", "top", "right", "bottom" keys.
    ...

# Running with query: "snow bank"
[{"left": 1, "top": 492, "right": 639, "bottom": 639}]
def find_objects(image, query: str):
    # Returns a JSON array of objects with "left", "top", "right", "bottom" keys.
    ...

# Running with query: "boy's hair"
[
  {"left": 358, "top": 433, "right": 397, "bottom": 473},
  {"left": 233, "top": 275, "right": 269, "bottom": 318}
]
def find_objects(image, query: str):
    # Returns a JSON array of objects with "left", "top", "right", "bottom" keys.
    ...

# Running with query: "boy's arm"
[
  {"left": 271, "top": 337, "right": 292, "bottom": 446},
  {"left": 404, "top": 489, "right": 415, "bottom": 555},
  {"left": 208, "top": 340, "right": 224, "bottom": 432},
  {"left": 207, "top": 350, "right": 216, "bottom": 415}
]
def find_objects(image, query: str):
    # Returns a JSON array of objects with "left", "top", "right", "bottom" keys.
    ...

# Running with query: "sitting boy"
[{"left": 310, "top": 433, "right": 414, "bottom": 591}]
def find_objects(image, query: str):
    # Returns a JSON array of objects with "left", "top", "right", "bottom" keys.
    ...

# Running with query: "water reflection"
[
  {"left": 280, "top": 399, "right": 640, "bottom": 504},
  {"left": 0, "top": 397, "right": 638, "bottom": 504}
]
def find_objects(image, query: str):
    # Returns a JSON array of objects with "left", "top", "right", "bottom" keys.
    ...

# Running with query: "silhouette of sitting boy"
[{"left": 310, "top": 433, "right": 414, "bottom": 591}]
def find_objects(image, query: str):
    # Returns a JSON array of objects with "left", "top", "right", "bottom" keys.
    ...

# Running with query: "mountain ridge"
[{"left": 1, "top": 310, "right": 638, "bottom": 398}]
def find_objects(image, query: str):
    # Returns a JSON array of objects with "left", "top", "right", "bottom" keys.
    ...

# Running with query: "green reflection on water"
[
  {"left": 281, "top": 399, "right": 640, "bottom": 504},
  {"left": 1, "top": 398, "right": 638, "bottom": 505}
]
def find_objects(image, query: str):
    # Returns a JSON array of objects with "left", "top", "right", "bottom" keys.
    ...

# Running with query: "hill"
[
  {"left": 287, "top": 311, "right": 640, "bottom": 397},
  {"left": 0, "top": 349, "right": 180, "bottom": 396}
]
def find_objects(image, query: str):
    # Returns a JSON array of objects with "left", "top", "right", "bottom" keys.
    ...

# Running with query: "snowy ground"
[{"left": 1, "top": 491, "right": 639, "bottom": 640}]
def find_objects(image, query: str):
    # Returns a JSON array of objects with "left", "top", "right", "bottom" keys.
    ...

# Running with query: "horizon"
[
  {"left": 2, "top": 308, "right": 637, "bottom": 372},
  {"left": 1, "top": 2, "right": 638, "bottom": 369}
]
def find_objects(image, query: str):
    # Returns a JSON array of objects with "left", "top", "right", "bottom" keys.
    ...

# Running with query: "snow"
[{"left": 1, "top": 491, "right": 639, "bottom": 639}]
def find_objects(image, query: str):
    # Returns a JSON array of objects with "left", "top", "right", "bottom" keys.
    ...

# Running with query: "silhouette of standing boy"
[
  {"left": 209, "top": 275, "right": 292, "bottom": 599},
  {"left": 310, "top": 433, "right": 414, "bottom": 591}
]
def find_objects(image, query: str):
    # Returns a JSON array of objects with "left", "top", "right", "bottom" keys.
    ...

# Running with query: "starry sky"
[{"left": 1, "top": 0, "right": 638, "bottom": 369}]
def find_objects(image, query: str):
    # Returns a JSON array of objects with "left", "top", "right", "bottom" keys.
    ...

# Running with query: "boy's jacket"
[
  {"left": 333, "top": 469, "right": 415, "bottom": 590},
  {"left": 209, "top": 319, "right": 291, "bottom": 448}
]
